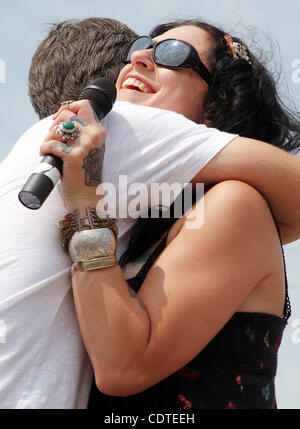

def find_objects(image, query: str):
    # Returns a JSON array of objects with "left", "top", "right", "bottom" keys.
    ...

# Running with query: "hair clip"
[{"left": 224, "top": 34, "right": 251, "bottom": 64}]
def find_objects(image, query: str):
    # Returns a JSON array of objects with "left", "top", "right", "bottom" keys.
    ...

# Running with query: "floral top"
[{"left": 88, "top": 232, "right": 291, "bottom": 410}]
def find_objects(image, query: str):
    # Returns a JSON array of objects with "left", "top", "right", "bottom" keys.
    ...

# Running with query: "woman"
[{"left": 41, "top": 20, "right": 299, "bottom": 408}]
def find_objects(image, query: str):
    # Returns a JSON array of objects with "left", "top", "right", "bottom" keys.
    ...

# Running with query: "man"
[{"left": 0, "top": 17, "right": 138, "bottom": 409}]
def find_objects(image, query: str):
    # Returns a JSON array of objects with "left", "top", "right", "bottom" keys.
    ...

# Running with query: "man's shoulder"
[
  {"left": 109, "top": 102, "right": 207, "bottom": 142},
  {"left": 112, "top": 101, "right": 198, "bottom": 125},
  {"left": 10, "top": 116, "right": 52, "bottom": 158},
  {"left": 0, "top": 116, "right": 53, "bottom": 175},
  {"left": 18, "top": 116, "right": 52, "bottom": 143}
]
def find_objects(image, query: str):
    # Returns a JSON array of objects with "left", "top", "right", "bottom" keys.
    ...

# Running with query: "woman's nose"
[{"left": 130, "top": 49, "right": 155, "bottom": 71}]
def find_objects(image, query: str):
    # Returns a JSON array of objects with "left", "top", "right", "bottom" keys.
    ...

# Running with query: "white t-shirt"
[{"left": 0, "top": 102, "right": 237, "bottom": 408}]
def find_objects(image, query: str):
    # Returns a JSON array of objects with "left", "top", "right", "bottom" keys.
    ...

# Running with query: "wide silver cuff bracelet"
[
  {"left": 68, "top": 228, "right": 117, "bottom": 262},
  {"left": 76, "top": 255, "right": 118, "bottom": 271}
]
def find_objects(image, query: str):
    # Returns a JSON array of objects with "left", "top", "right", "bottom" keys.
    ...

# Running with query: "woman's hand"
[{"left": 40, "top": 100, "right": 106, "bottom": 214}]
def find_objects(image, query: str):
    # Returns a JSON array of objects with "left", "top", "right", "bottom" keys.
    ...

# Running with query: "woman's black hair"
[
  {"left": 119, "top": 19, "right": 300, "bottom": 267},
  {"left": 150, "top": 19, "right": 300, "bottom": 151}
]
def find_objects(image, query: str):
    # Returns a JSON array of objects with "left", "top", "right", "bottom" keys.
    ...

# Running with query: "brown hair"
[{"left": 28, "top": 17, "right": 137, "bottom": 118}]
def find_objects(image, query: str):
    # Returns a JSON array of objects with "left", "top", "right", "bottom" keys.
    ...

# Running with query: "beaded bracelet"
[{"left": 57, "top": 207, "right": 118, "bottom": 251}]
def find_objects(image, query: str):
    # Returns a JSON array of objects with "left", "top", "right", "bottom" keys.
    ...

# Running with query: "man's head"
[{"left": 29, "top": 17, "right": 137, "bottom": 119}]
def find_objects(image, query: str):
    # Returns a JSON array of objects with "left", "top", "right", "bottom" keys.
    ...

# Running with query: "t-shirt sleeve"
[
  {"left": 144, "top": 119, "right": 238, "bottom": 187},
  {"left": 110, "top": 102, "right": 238, "bottom": 191}
]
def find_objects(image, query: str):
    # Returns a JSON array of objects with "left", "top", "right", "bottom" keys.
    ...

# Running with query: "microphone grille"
[{"left": 79, "top": 78, "right": 117, "bottom": 120}]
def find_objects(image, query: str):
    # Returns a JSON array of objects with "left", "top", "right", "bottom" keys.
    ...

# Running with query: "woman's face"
[{"left": 116, "top": 25, "right": 214, "bottom": 123}]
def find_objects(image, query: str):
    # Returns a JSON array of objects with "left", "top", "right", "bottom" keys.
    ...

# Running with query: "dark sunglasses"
[{"left": 123, "top": 35, "right": 211, "bottom": 86}]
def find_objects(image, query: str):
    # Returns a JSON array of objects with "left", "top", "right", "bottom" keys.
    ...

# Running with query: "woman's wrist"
[
  {"left": 62, "top": 191, "right": 100, "bottom": 216},
  {"left": 58, "top": 207, "right": 118, "bottom": 272}
]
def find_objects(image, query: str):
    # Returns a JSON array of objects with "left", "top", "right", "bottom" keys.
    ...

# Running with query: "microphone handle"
[{"left": 18, "top": 155, "right": 63, "bottom": 210}]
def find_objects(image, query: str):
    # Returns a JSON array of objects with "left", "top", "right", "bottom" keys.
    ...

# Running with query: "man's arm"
[{"left": 192, "top": 136, "right": 300, "bottom": 244}]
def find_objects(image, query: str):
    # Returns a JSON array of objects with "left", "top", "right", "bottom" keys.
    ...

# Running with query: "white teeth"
[{"left": 122, "top": 78, "right": 151, "bottom": 93}]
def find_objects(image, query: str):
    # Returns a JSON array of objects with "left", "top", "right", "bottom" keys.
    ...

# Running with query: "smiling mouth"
[{"left": 121, "top": 77, "right": 154, "bottom": 94}]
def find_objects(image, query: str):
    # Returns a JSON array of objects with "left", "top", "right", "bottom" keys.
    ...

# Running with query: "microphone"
[{"left": 18, "top": 78, "right": 117, "bottom": 210}]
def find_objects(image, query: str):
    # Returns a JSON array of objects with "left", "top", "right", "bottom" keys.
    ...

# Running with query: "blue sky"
[
  {"left": 0, "top": 0, "right": 300, "bottom": 408},
  {"left": 1, "top": 0, "right": 300, "bottom": 160}
]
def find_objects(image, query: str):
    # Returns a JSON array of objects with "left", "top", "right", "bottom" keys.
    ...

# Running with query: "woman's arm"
[
  {"left": 41, "top": 102, "right": 284, "bottom": 396},
  {"left": 193, "top": 136, "right": 300, "bottom": 244},
  {"left": 51, "top": 102, "right": 300, "bottom": 244},
  {"left": 71, "top": 180, "right": 283, "bottom": 397}
]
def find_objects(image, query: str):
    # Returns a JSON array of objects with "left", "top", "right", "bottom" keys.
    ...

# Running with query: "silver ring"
[
  {"left": 55, "top": 121, "right": 80, "bottom": 141},
  {"left": 61, "top": 100, "right": 74, "bottom": 110}
]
